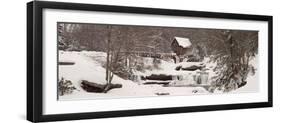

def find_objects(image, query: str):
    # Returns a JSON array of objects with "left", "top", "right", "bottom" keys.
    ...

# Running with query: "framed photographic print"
[{"left": 27, "top": 1, "right": 273, "bottom": 122}]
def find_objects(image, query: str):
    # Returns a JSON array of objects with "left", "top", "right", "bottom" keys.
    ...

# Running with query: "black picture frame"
[{"left": 27, "top": 1, "right": 273, "bottom": 122}]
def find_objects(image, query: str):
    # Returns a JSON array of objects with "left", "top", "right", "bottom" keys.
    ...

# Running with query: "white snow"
[
  {"left": 58, "top": 51, "right": 259, "bottom": 100},
  {"left": 174, "top": 37, "right": 192, "bottom": 48},
  {"left": 58, "top": 51, "right": 210, "bottom": 100}
]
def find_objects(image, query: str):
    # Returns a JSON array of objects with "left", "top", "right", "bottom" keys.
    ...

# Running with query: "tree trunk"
[{"left": 106, "top": 25, "right": 111, "bottom": 83}]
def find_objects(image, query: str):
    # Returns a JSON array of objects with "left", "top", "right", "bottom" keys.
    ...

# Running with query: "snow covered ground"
[
  {"left": 58, "top": 51, "right": 258, "bottom": 100},
  {"left": 233, "top": 56, "right": 259, "bottom": 93}
]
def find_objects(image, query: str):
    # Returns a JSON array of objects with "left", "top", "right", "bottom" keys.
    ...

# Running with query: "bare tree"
[{"left": 104, "top": 26, "right": 124, "bottom": 93}]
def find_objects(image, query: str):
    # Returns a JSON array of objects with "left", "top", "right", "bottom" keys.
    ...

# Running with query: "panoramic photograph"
[{"left": 57, "top": 22, "right": 259, "bottom": 100}]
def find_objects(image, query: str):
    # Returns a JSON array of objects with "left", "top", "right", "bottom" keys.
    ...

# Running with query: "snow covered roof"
[{"left": 174, "top": 37, "right": 192, "bottom": 48}]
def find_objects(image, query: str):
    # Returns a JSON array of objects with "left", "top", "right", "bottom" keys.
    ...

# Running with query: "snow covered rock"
[
  {"left": 175, "top": 62, "right": 205, "bottom": 71},
  {"left": 80, "top": 80, "right": 122, "bottom": 93}
]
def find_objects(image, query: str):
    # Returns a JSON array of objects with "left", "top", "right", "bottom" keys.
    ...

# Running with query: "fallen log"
[
  {"left": 145, "top": 74, "right": 173, "bottom": 80},
  {"left": 80, "top": 80, "right": 122, "bottom": 93},
  {"left": 143, "top": 81, "right": 170, "bottom": 85},
  {"left": 59, "top": 61, "right": 75, "bottom": 65},
  {"left": 155, "top": 92, "right": 170, "bottom": 96}
]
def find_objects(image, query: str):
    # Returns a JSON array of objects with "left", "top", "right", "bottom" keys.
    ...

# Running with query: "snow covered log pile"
[{"left": 80, "top": 80, "right": 122, "bottom": 93}]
